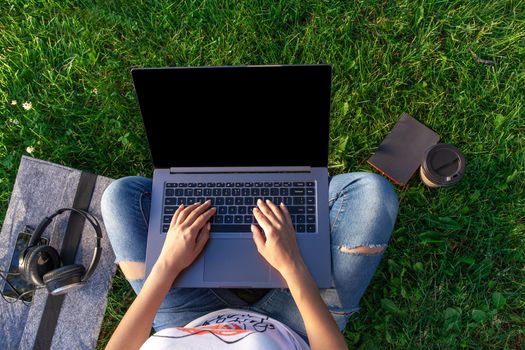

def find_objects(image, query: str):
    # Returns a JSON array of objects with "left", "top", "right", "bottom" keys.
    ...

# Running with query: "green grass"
[{"left": 1, "top": 0, "right": 524, "bottom": 348}]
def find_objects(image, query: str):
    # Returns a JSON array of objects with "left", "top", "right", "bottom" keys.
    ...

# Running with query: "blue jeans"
[{"left": 101, "top": 173, "right": 398, "bottom": 341}]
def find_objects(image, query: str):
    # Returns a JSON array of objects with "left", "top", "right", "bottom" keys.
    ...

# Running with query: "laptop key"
[
  {"left": 215, "top": 197, "right": 225, "bottom": 205},
  {"left": 264, "top": 182, "right": 272, "bottom": 187},
  {"left": 228, "top": 207, "right": 237, "bottom": 214},
  {"left": 166, "top": 183, "right": 178, "bottom": 187},
  {"left": 273, "top": 182, "right": 282, "bottom": 187},
  {"left": 187, "top": 198, "right": 196, "bottom": 205},
  {"left": 177, "top": 198, "right": 186, "bottom": 205},
  {"left": 162, "top": 224, "right": 170, "bottom": 233},
  {"left": 280, "top": 188, "right": 289, "bottom": 196},
  {"left": 307, "top": 206, "right": 315, "bottom": 214},
  {"left": 235, "top": 182, "right": 244, "bottom": 187},
  {"left": 288, "top": 206, "right": 305, "bottom": 214},
  {"left": 307, "top": 197, "right": 315, "bottom": 205},
  {"left": 196, "top": 197, "right": 205, "bottom": 203},
  {"left": 226, "top": 182, "right": 234, "bottom": 187},
  {"left": 213, "top": 189, "right": 221, "bottom": 196},
  {"left": 238, "top": 206, "right": 247, "bottom": 214},
  {"left": 164, "top": 206, "right": 177, "bottom": 214},
  {"left": 165, "top": 188, "right": 175, "bottom": 197},
  {"left": 283, "top": 197, "right": 292, "bottom": 205},
  {"left": 226, "top": 198, "right": 234, "bottom": 205},
  {"left": 207, "top": 182, "right": 215, "bottom": 187},
  {"left": 204, "top": 189, "right": 212, "bottom": 196},
  {"left": 188, "top": 183, "right": 196, "bottom": 187},
  {"left": 218, "top": 206, "right": 227, "bottom": 215},
  {"left": 184, "top": 189, "right": 193, "bottom": 196},
  {"left": 273, "top": 196, "right": 282, "bottom": 204},
  {"left": 175, "top": 189, "right": 184, "bottom": 196},
  {"left": 282, "top": 182, "right": 291, "bottom": 187},
  {"left": 194, "top": 189, "right": 203, "bottom": 196},
  {"left": 224, "top": 216, "right": 233, "bottom": 223},
  {"left": 293, "top": 197, "right": 305, "bottom": 205},
  {"left": 296, "top": 215, "right": 305, "bottom": 223},
  {"left": 163, "top": 215, "right": 172, "bottom": 223},
  {"left": 306, "top": 182, "right": 315, "bottom": 186},
  {"left": 296, "top": 224, "right": 306, "bottom": 233},
  {"left": 214, "top": 215, "right": 224, "bottom": 224},
  {"left": 245, "top": 197, "right": 254, "bottom": 205},
  {"left": 234, "top": 215, "right": 243, "bottom": 223},
  {"left": 291, "top": 188, "right": 305, "bottom": 196},
  {"left": 307, "top": 224, "right": 316, "bottom": 232},
  {"left": 232, "top": 188, "right": 241, "bottom": 196},
  {"left": 261, "top": 188, "right": 269, "bottom": 196},
  {"left": 235, "top": 197, "right": 243, "bottom": 205},
  {"left": 241, "top": 188, "right": 250, "bottom": 196},
  {"left": 306, "top": 188, "right": 315, "bottom": 196},
  {"left": 244, "top": 182, "right": 253, "bottom": 187},
  {"left": 217, "top": 183, "right": 225, "bottom": 187},
  {"left": 165, "top": 198, "right": 177, "bottom": 205},
  {"left": 211, "top": 224, "right": 251, "bottom": 232},
  {"left": 197, "top": 183, "right": 205, "bottom": 187},
  {"left": 243, "top": 215, "right": 253, "bottom": 223},
  {"left": 251, "top": 188, "right": 260, "bottom": 196},
  {"left": 254, "top": 182, "right": 263, "bottom": 187},
  {"left": 179, "top": 183, "right": 187, "bottom": 188},
  {"left": 307, "top": 215, "right": 316, "bottom": 223},
  {"left": 293, "top": 182, "right": 305, "bottom": 186},
  {"left": 270, "top": 188, "right": 279, "bottom": 196}
]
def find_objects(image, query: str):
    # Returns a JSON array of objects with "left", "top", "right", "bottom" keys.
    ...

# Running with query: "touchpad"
[{"left": 204, "top": 239, "right": 270, "bottom": 283}]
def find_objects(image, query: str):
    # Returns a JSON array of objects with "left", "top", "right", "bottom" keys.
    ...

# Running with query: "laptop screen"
[{"left": 132, "top": 65, "right": 331, "bottom": 168}]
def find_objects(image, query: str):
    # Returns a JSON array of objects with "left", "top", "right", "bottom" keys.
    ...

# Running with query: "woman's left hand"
[{"left": 157, "top": 200, "right": 215, "bottom": 274}]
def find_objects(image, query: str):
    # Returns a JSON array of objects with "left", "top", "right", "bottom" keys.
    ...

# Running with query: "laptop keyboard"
[{"left": 162, "top": 182, "right": 316, "bottom": 234}]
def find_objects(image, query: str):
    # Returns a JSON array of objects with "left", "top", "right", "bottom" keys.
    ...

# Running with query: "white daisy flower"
[
  {"left": 92, "top": 88, "right": 98, "bottom": 95},
  {"left": 11, "top": 100, "right": 17, "bottom": 105},
  {"left": 22, "top": 101, "right": 33, "bottom": 110},
  {"left": 26, "top": 146, "right": 35, "bottom": 154}
]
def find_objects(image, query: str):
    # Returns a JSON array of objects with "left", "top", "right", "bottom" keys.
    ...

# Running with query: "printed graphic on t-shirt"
[
  {"left": 179, "top": 323, "right": 248, "bottom": 336},
  {"left": 140, "top": 309, "right": 309, "bottom": 350},
  {"left": 198, "top": 312, "right": 277, "bottom": 332}
]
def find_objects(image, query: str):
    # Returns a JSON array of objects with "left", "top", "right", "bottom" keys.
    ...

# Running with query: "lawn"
[{"left": 1, "top": 0, "right": 524, "bottom": 348}]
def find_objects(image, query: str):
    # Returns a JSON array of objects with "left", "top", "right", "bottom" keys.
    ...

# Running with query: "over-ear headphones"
[{"left": 18, "top": 208, "right": 102, "bottom": 295}]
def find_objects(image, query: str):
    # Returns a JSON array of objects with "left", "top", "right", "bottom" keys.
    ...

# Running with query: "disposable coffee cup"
[{"left": 420, "top": 143, "right": 465, "bottom": 188}]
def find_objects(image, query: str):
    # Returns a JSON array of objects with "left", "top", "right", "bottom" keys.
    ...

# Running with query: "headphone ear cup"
[
  {"left": 19, "top": 246, "right": 34, "bottom": 281},
  {"left": 43, "top": 264, "right": 86, "bottom": 295},
  {"left": 22, "top": 245, "right": 61, "bottom": 286}
]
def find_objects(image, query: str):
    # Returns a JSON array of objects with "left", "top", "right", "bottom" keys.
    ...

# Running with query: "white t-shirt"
[{"left": 140, "top": 308, "right": 309, "bottom": 350}]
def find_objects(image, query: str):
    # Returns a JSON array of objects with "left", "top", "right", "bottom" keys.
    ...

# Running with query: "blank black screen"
[{"left": 132, "top": 65, "right": 331, "bottom": 168}]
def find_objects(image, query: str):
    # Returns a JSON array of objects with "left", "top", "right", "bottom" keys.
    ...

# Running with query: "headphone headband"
[{"left": 27, "top": 207, "right": 102, "bottom": 283}]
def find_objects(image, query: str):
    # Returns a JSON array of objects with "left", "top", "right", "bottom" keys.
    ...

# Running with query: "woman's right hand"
[
  {"left": 251, "top": 199, "right": 306, "bottom": 278},
  {"left": 252, "top": 200, "right": 348, "bottom": 350}
]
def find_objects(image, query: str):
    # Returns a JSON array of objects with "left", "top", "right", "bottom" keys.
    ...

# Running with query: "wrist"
[
  {"left": 280, "top": 259, "right": 310, "bottom": 282},
  {"left": 152, "top": 257, "right": 183, "bottom": 279}
]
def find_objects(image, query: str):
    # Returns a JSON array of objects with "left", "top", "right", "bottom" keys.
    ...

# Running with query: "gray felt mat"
[{"left": 0, "top": 156, "right": 116, "bottom": 350}]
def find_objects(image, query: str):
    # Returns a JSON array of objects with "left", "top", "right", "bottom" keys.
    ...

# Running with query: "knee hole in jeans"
[
  {"left": 331, "top": 310, "right": 356, "bottom": 315},
  {"left": 118, "top": 261, "right": 146, "bottom": 281},
  {"left": 340, "top": 245, "right": 386, "bottom": 255}
]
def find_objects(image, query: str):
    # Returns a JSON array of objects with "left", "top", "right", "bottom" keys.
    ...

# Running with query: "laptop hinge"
[{"left": 169, "top": 166, "right": 312, "bottom": 174}]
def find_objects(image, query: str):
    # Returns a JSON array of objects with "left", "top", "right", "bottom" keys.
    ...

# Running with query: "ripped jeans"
[{"left": 101, "top": 172, "right": 398, "bottom": 342}]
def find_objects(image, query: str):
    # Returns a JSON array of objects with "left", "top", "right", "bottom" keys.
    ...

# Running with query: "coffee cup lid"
[{"left": 421, "top": 144, "right": 465, "bottom": 185}]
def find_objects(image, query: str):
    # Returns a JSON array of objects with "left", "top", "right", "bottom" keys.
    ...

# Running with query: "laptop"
[{"left": 131, "top": 65, "right": 332, "bottom": 288}]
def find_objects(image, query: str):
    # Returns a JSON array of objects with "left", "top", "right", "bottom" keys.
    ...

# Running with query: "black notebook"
[{"left": 368, "top": 114, "right": 440, "bottom": 185}]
